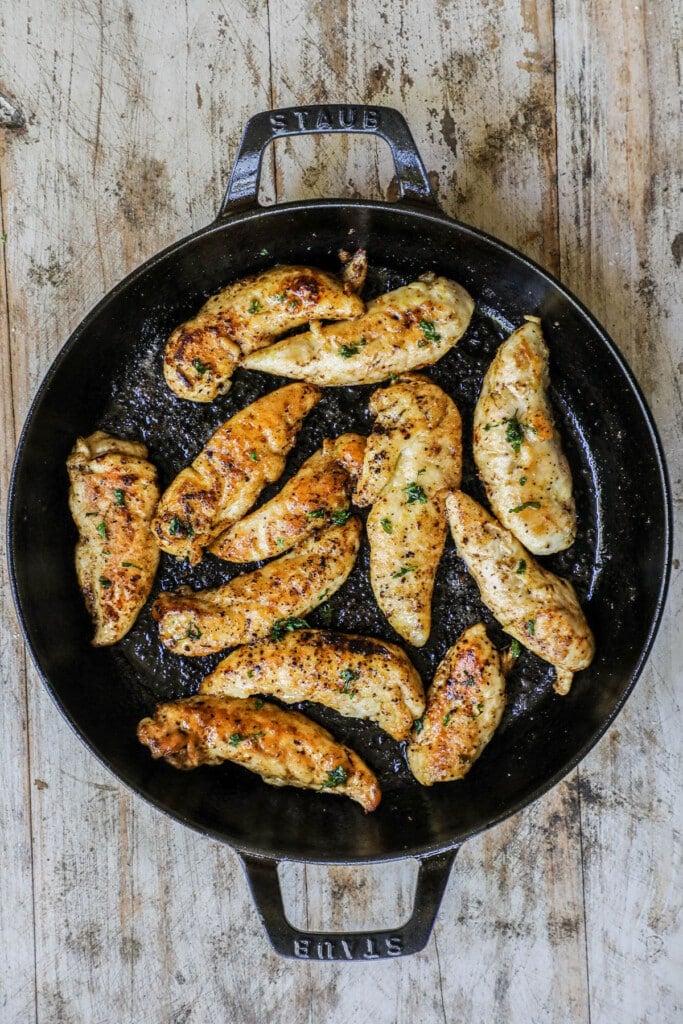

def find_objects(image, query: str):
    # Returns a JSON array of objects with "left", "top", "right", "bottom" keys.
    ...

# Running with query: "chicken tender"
[
  {"left": 151, "top": 383, "right": 321, "bottom": 564},
  {"left": 153, "top": 517, "right": 362, "bottom": 656},
  {"left": 241, "top": 273, "right": 474, "bottom": 386},
  {"left": 473, "top": 316, "right": 576, "bottom": 555},
  {"left": 200, "top": 629, "right": 425, "bottom": 741},
  {"left": 354, "top": 375, "right": 462, "bottom": 647},
  {"left": 445, "top": 490, "right": 595, "bottom": 694},
  {"left": 164, "top": 264, "right": 364, "bottom": 402},
  {"left": 67, "top": 431, "right": 160, "bottom": 646},
  {"left": 210, "top": 433, "right": 366, "bottom": 562},
  {"left": 137, "top": 695, "right": 381, "bottom": 812},
  {"left": 407, "top": 623, "right": 506, "bottom": 784}
]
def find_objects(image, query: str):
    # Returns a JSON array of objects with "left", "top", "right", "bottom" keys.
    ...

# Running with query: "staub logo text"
[
  {"left": 293, "top": 934, "right": 402, "bottom": 960},
  {"left": 269, "top": 107, "right": 380, "bottom": 133}
]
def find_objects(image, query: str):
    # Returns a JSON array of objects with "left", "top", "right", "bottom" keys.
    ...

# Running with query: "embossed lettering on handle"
[
  {"left": 239, "top": 848, "right": 458, "bottom": 961},
  {"left": 218, "top": 104, "right": 438, "bottom": 217}
]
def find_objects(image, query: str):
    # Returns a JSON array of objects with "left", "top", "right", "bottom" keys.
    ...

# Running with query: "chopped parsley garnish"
[
  {"left": 509, "top": 501, "right": 542, "bottom": 513},
  {"left": 403, "top": 482, "right": 428, "bottom": 505},
  {"left": 0, "top": 233, "right": 7, "bottom": 244},
  {"left": 443, "top": 711, "right": 454, "bottom": 727},
  {"left": 462, "top": 674, "right": 476, "bottom": 687},
  {"left": 287, "top": 298, "right": 300, "bottom": 311},
  {"left": 321, "top": 765, "right": 348, "bottom": 789},
  {"left": 516, "top": 559, "right": 527, "bottom": 574},
  {"left": 318, "top": 603, "right": 333, "bottom": 628},
  {"left": 414, "top": 717, "right": 424, "bottom": 735},
  {"left": 331, "top": 508, "right": 351, "bottom": 525},
  {"left": 169, "top": 517, "right": 193, "bottom": 537},
  {"left": 248, "top": 450, "right": 260, "bottom": 462},
  {"left": 274, "top": 292, "right": 287, "bottom": 302},
  {"left": 307, "top": 508, "right": 325, "bottom": 519},
  {"left": 275, "top": 538, "right": 285, "bottom": 549},
  {"left": 253, "top": 698, "right": 264, "bottom": 709},
  {"left": 271, "top": 617, "right": 309, "bottom": 641},
  {"left": 519, "top": 476, "right": 527, "bottom": 485},
  {"left": 96, "top": 521, "right": 107, "bottom": 539},
  {"left": 248, "top": 299, "right": 261, "bottom": 313},
  {"left": 339, "top": 668, "right": 360, "bottom": 694},
  {"left": 98, "top": 576, "right": 112, "bottom": 588},
  {"left": 419, "top": 318, "right": 441, "bottom": 344},
  {"left": 392, "top": 564, "right": 417, "bottom": 578},
  {"left": 339, "top": 338, "right": 366, "bottom": 358},
  {"left": 526, "top": 619, "right": 536, "bottom": 636},
  {"left": 113, "top": 488, "right": 125, "bottom": 506},
  {"left": 510, "top": 638, "right": 521, "bottom": 658},
  {"left": 472, "top": 702, "right": 484, "bottom": 718},
  {"left": 229, "top": 733, "right": 244, "bottom": 746},
  {"left": 185, "top": 626, "right": 202, "bottom": 640},
  {"left": 505, "top": 412, "right": 525, "bottom": 454},
  {"left": 121, "top": 561, "right": 143, "bottom": 570},
  {"left": 380, "top": 517, "right": 393, "bottom": 534},
  {"left": 192, "top": 358, "right": 208, "bottom": 376},
  {"left": 259, "top": 248, "right": 269, "bottom": 256},
  {"left": 247, "top": 670, "right": 254, "bottom": 679}
]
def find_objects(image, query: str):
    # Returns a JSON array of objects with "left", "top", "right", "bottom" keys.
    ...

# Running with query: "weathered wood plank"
[{"left": 554, "top": 0, "right": 683, "bottom": 1021}]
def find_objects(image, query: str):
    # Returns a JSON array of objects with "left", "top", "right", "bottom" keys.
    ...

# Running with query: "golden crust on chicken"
[
  {"left": 200, "top": 629, "right": 425, "bottom": 741},
  {"left": 407, "top": 623, "right": 506, "bottom": 784},
  {"left": 164, "top": 264, "right": 364, "bottom": 402},
  {"left": 137, "top": 694, "right": 381, "bottom": 812},
  {"left": 151, "top": 383, "right": 321, "bottom": 565},
  {"left": 67, "top": 431, "right": 160, "bottom": 646}
]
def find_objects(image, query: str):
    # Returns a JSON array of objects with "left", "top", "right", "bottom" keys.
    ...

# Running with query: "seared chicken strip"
[
  {"left": 407, "top": 623, "right": 506, "bottom": 784},
  {"left": 152, "top": 383, "right": 321, "bottom": 564},
  {"left": 241, "top": 273, "right": 474, "bottom": 386},
  {"left": 354, "top": 375, "right": 462, "bottom": 647},
  {"left": 473, "top": 316, "right": 576, "bottom": 555},
  {"left": 153, "top": 518, "right": 362, "bottom": 656},
  {"left": 137, "top": 695, "right": 381, "bottom": 812},
  {"left": 164, "top": 264, "right": 364, "bottom": 402},
  {"left": 67, "top": 431, "right": 160, "bottom": 646},
  {"left": 200, "top": 629, "right": 425, "bottom": 741},
  {"left": 445, "top": 490, "right": 595, "bottom": 694},
  {"left": 210, "top": 433, "right": 366, "bottom": 562}
]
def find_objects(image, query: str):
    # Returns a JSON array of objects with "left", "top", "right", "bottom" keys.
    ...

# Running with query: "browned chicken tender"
[
  {"left": 445, "top": 490, "right": 595, "bottom": 694},
  {"left": 354, "top": 375, "right": 462, "bottom": 647},
  {"left": 200, "top": 629, "right": 425, "bottom": 741},
  {"left": 67, "top": 431, "right": 160, "bottom": 646},
  {"left": 164, "top": 264, "right": 365, "bottom": 402},
  {"left": 153, "top": 518, "right": 363, "bottom": 656},
  {"left": 210, "top": 433, "right": 366, "bottom": 562},
  {"left": 407, "top": 623, "right": 506, "bottom": 784},
  {"left": 137, "top": 695, "right": 381, "bottom": 812},
  {"left": 151, "top": 383, "right": 321, "bottom": 564}
]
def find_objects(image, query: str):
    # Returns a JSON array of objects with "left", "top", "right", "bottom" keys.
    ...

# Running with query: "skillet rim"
[{"left": 7, "top": 196, "right": 673, "bottom": 865}]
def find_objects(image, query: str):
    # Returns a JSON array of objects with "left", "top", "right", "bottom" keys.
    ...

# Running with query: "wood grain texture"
[{"left": 0, "top": 0, "right": 681, "bottom": 1021}]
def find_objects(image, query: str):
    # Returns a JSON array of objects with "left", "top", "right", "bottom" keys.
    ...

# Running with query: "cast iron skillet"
[{"left": 8, "top": 106, "right": 672, "bottom": 960}]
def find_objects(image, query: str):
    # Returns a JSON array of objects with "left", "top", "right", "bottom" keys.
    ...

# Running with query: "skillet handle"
[
  {"left": 218, "top": 104, "right": 438, "bottom": 216},
  {"left": 238, "top": 847, "right": 458, "bottom": 961}
]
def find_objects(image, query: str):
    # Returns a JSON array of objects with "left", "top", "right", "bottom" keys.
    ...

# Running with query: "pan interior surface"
[{"left": 9, "top": 201, "right": 670, "bottom": 862}]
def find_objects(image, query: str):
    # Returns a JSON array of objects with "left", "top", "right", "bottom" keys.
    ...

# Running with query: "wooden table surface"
[{"left": 1, "top": 2, "right": 681, "bottom": 1021}]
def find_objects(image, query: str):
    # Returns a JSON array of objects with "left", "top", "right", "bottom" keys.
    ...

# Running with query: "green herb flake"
[
  {"left": 519, "top": 476, "right": 527, "bottom": 486},
  {"left": 339, "top": 668, "right": 360, "bottom": 695},
  {"left": 185, "top": 625, "right": 202, "bottom": 641},
  {"left": 192, "top": 358, "right": 208, "bottom": 376},
  {"left": 287, "top": 298, "right": 300, "bottom": 311},
  {"left": 229, "top": 733, "right": 244, "bottom": 747},
  {"left": 0, "top": 233, "right": 7, "bottom": 244},
  {"left": 275, "top": 538, "right": 285, "bottom": 549},
  {"left": 248, "top": 450, "right": 259, "bottom": 462},
  {"left": 443, "top": 711, "right": 454, "bottom": 727},
  {"left": 248, "top": 299, "right": 261, "bottom": 314},
  {"left": 509, "top": 500, "right": 542, "bottom": 513},
  {"left": 321, "top": 765, "right": 348, "bottom": 789},
  {"left": 247, "top": 670, "right": 254, "bottom": 679},
  {"left": 473, "top": 702, "right": 484, "bottom": 718},
  {"left": 510, "top": 638, "right": 521, "bottom": 658},
  {"left": 271, "top": 616, "right": 309, "bottom": 641},
  {"left": 169, "top": 517, "right": 193, "bottom": 537},
  {"left": 403, "top": 482, "right": 428, "bottom": 505},
  {"left": 307, "top": 508, "right": 325, "bottom": 519},
  {"left": 318, "top": 603, "right": 333, "bottom": 628},
  {"left": 113, "top": 488, "right": 126, "bottom": 506},
  {"left": 414, "top": 717, "right": 424, "bottom": 735},
  {"left": 253, "top": 697, "right": 264, "bottom": 708},
  {"left": 380, "top": 517, "right": 393, "bottom": 534},
  {"left": 339, "top": 341, "right": 364, "bottom": 358},
  {"left": 259, "top": 248, "right": 269, "bottom": 257},
  {"left": 419, "top": 318, "right": 441, "bottom": 344},
  {"left": 392, "top": 564, "right": 417, "bottom": 578},
  {"left": 462, "top": 674, "right": 476, "bottom": 687},
  {"left": 504, "top": 412, "right": 526, "bottom": 454},
  {"left": 526, "top": 619, "right": 536, "bottom": 636},
  {"left": 274, "top": 292, "right": 287, "bottom": 302},
  {"left": 516, "top": 559, "right": 527, "bottom": 574},
  {"left": 250, "top": 731, "right": 265, "bottom": 741},
  {"left": 121, "top": 561, "right": 143, "bottom": 570},
  {"left": 98, "top": 576, "right": 112, "bottom": 588},
  {"left": 331, "top": 508, "right": 351, "bottom": 525},
  {"left": 96, "top": 521, "right": 107, "bottom": 539}
]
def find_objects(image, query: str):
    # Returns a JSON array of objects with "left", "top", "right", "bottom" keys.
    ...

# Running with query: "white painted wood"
[{"left": 0, "top": 0, "right": 680, "bottom": 1020}]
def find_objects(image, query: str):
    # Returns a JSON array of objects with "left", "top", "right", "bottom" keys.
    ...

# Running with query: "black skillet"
[{"left": 8, "top": 106, "right": 672, "bottom": 960}]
